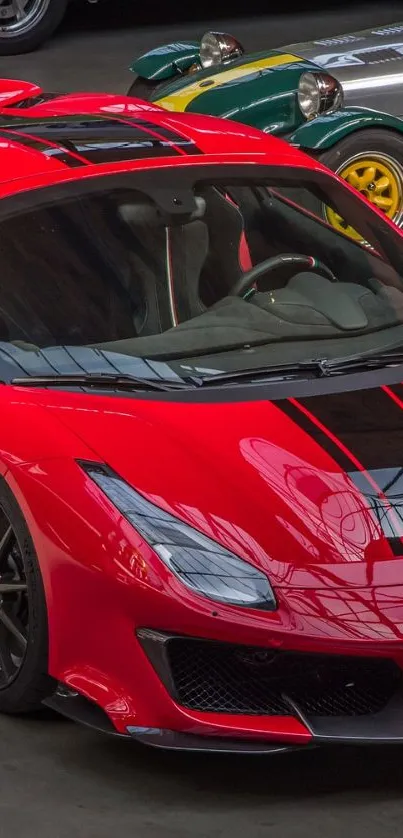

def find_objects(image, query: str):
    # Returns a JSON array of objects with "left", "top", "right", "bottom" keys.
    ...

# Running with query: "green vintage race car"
[{"left": 128, "top": 26, "right": 403, "bottom": 238}]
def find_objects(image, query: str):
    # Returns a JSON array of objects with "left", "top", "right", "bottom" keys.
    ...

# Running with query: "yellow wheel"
[{"left": 325, "top": 151, "right": 403, "bottom": 241}]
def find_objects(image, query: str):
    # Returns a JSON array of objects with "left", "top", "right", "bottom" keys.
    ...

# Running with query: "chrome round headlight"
[
  {"left": 200, "top": 31, "right": 244, "bottom": 69},
  {"left": 298, "top": 71, "right": 343, "bottom": 120}
]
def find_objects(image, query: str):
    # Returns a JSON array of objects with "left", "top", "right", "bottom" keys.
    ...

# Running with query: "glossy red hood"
[{"left": 43, "top": 382, "right": 403, "bottom": 590}]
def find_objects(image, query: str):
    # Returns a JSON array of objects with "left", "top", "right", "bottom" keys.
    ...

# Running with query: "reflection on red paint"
[
  {"left": 240, "top": 436, "right": 388, "bottom": 567},
  {"left": 280, "top": 584, "right": 403, "bottom": 642}
]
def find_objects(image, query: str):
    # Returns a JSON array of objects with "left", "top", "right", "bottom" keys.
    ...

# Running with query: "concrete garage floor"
[{"left": 1, "top": 3, "right": 403, "bottom": 836}]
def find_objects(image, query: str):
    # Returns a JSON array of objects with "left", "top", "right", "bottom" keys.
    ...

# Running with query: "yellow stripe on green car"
[{"left": 155, "top": 53, "right": 303, "bottom": 112}]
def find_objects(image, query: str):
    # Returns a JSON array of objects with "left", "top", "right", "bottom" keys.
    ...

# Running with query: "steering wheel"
[{"left": 230, "top": 254, "right": 338, "bottom": 298}]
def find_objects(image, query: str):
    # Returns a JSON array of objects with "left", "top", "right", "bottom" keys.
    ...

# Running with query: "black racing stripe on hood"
[
  {"left": 0, "top": 117, "right": 187, "bottom": 165},
  {"left": 291, "top": 387, "right": 403, "bottom": 471},
  {"left": 0, "top": 115, "right": 202, "bottom": 157},
  {"left": 0, "top": 127, "right": 180, "bottom": 166},
  {"left": 0, "top": 128, "right": 85, "bottom": 167},
  {"left": 69, "top": 139, "right": 180, "bottom": 164},
  {"left": 278, "top": 388, "right": 403, "bottom": 556},
  {"left": 278, "top": 397, "right": 353, "bottom": 472},
  {"left": 121, "top": 118, "right": 203, "bottom": 154}
]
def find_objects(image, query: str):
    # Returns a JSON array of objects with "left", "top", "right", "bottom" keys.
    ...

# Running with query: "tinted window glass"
[
  {"left": 0, "top": 188, "right": 169, "bottom": 346},
  {"left": 0, "top": 166, "right": 403, "bottom": 380}
]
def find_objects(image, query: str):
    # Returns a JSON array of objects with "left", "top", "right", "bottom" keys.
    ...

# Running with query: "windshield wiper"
[
  {"left": 198, "top": 352, "right": 403, "bottom": 386},
  {"left": 10, "top": 373, "right": 192, "bottom": 392},
  {"left": 12, "top": 352, "right": 403, "bottom": 392},
  {"left": 316, "top": 351, "right": 403, "bottom": 376},
  {"left": 197, "top": 360, "right": 331, "bottom": 386}
]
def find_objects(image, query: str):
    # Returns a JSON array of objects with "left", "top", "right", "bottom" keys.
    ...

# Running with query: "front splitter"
[
  {"left": 127, "top": 681, "right": 403, "bottom": 752},
  {"left": 44, "top": 684, "right": 403, "bottom": 751},
  {"left": 126, "top": 727, "right": 299, "bottom": 753}
]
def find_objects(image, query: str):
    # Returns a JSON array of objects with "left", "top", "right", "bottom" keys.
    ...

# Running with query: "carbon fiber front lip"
[
  {"left": 126, "top": 727, "right": 299, "bottom": 753},
  {"left": 43, "top": 689, "right": 403, "bottom": 749},
  {"left": 43, "top": 691, "right": 127, "bottom": 737},
  {"left": 127, "top": 684, "right": 403, "bottom": 751}
]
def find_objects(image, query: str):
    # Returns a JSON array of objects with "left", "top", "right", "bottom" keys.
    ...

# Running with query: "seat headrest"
[
  {"left": 118, "top": 201, "right": 162, "bottom": 226},
  {"left": 189, "top": 196, "right": 206, "bottom": 220}
]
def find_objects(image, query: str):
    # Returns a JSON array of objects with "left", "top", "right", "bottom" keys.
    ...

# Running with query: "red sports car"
[{"left": 1, "top": 79, "right": 403, "bottom": 753}]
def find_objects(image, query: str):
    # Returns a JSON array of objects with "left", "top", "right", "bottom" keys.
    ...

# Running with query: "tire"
[
  {"left": 0, "top": 0, "right": 67, "bottom": 55},
  {"left": 317, "top": 129, "right": 403, "bottom": 234},
  {"left": 127, "top": 76, "right": 166, "bottom": 101},
  {"left": 0, "top": 479, "right": 55, "bottom": 713}
]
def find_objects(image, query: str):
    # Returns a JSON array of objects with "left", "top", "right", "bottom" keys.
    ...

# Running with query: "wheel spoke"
[
  {"left": 0, "top": 582, "right": 27, "bottom": 593},
  {"left": 0, "top": 608, "right": 27, "bottom": 650},
  {"left": 0, "top": 526, "right": 13, "bottom": 564},
  {"left": 374, "top": 176, "right": 390, "bottom": 193},
  {"left": 0, "top": 512, "right": 31, "bottom": 688},
  {"left": 373, "top": 195, "right": 394, "bottom": 211},
  {"left": 11, "top": 0, "right": 26, "bottom": 20},
  {"left": 346, "top": 170, "right": 360, "bottom": 189},
  {"left": 359, "top": 166, "right": 376, "bottom": 189},
  {"left": 0, "top": 637, "right": 13, "bottom": 682}
]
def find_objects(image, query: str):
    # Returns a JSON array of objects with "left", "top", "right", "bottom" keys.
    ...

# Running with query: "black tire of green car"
[
  {"left": 0, "top": 0, "right": 67, "bottom": 55},
  {"left": 127, "top": 77, "right": 165, "bottom": 101},
  {"left": 0, "top": 479, "right": 54, "bottom": 713},
  {"left": 317, "top": 128, "right": 403, "bottom": 227}
]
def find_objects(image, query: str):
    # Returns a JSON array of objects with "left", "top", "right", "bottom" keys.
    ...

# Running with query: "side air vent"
[{"left": 3, "top": 93, "right": 61, "bottom": 109}]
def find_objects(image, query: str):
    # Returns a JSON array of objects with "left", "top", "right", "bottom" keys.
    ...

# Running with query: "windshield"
[{"left": 2, "top": 163, "right": 403, "bottom": 383}]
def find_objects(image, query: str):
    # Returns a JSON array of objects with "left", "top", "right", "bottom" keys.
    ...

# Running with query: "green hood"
[{"left": 152, "top": 50, "right": 319, "bottom": 134}]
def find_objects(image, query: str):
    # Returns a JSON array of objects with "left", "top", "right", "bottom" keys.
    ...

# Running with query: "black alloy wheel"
[
  {"left": 0, "top": 516, "right": 29, "bottom": 685},
  {"left": 0, "top": 481, "right": 54, "bottom": 713},
  {"left": 0, "top": 0, "right": 67, "bottom": 54}
]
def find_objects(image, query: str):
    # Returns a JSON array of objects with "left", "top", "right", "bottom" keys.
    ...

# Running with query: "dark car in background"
[{"left": 0, "top": 0, "right": 98, "bottom": 54}]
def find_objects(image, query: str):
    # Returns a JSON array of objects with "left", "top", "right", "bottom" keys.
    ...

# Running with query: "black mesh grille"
[{"left": 166, "top": 638, "right": 401, "bottom": 717}]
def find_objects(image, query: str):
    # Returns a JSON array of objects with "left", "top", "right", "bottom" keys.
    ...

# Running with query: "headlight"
[
  {"left": 80, "top": 462, "right": 276, "bottom": 610},
  {"left": 200, "top": 31, "right": 244, "bottom": 69},
  {"left": 297, "top": 71, "right": 343, "bottom": 120}
]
